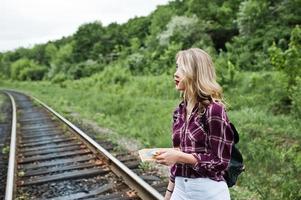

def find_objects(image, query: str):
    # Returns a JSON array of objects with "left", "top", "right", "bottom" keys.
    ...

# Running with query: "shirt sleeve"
[{"left": 191, "top": 103, "right": 234, "bottom": 174}]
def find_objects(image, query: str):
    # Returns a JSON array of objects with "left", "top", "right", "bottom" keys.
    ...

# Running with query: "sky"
[{"left": 0, "top": 0, "right": 169, "bottom": 52}]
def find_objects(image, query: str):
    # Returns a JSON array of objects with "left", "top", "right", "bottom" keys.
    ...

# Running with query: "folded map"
[{"left": 138, "top": 148, "right": 173, "bottom": 162}]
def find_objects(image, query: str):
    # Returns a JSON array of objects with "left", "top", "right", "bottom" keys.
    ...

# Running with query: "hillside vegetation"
[{"left": 0, "top": 0, "right": 300, "bottom": 199}]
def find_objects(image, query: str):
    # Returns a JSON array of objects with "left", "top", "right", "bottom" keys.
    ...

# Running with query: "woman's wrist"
[
  {"left": 166, "top": 180, "right": 174, "bottom": 194},
  {"left": 177, "top": 151, "right": 198, "bottom": 165},
  {"left": 166, "top": 188, "right": 173, "bottom": 193}
]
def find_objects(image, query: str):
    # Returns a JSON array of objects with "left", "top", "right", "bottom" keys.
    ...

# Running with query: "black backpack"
[{"left": 201, "top": 112, "right": 245, "bottom": 187}]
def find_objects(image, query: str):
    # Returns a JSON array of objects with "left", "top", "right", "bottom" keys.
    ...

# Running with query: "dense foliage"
[{"left": 0, "top": 0, "right": 300, "bottom": 199}]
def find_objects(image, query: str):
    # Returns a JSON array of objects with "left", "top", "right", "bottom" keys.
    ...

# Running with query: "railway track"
[
  {"left": 0, "top": 93, "right": 12, "bottom": 200},
  {"left": 2, "top": 90, "right": 165, "bottom": 200}
]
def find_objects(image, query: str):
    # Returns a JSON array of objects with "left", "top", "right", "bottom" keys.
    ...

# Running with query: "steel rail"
[
  {"left": 31, "top": 95, "right": 164, "bottom": 200},
  {"left": 5, "top": 89, "right": 164, "bottom": 200},
  {"left": 3, "top": 91, "right": 17, "bottom": 200}
]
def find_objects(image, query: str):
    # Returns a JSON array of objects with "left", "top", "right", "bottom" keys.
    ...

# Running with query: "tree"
[
  {"left": 149, "top": 5, "right": 175, "bottom": 36},
  {"left": 237, "top": 0, "right": 265, "bottom": 35},
  {"left": 29, "top": 44, "right": 47, "bottom": 65},
  {"left": 157, "top": 15, "right": 199, "bottom": 46},
  {"left": 72, "top": 21, "right": 105, "bottom": 62},
  {"left": 44, "top": 43, "right": 58, "bottom": 66},
  {"left": 124, "top": 16, "right": 151, "bottom": 43},
  {"left": 268, "top": 25, "right": 301, "bottom": 89},
  {"left": 268, "top": 25, "right": 301, "bottom": 114},
  {"left": 47, "top": 43, "right": 73, "bottom": 79}
]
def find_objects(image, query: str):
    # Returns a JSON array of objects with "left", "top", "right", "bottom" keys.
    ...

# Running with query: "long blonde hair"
[{"left": 176, "top": 48, "right": 224, "bottom": 110}]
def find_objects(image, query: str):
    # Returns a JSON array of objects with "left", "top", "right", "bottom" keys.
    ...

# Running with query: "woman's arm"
[
  {"left": 164, "top": 180, "right": 175, "bottom": 200},
  {"left": 155, "top": 149, "right": 197, "bottom": 166},
  {"left": 191, "top": 104, "right": 234, "bottom": 174}
]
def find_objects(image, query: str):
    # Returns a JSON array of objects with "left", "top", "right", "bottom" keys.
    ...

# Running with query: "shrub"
[
  {"left": 51, "top": 73, "right": 68, "bottom": 84},
  {"left": 10, "top": 58, "right": 47, "bottom": 81},
  {"left": 215, "top": 52, "right": 239, "bottom": 88},
  {"left": 291, "top": 76, "right": 301, "bottom": 117},
  {"left": 18, "top": 65, "right": 47, "bottom": 81},
  {"left": 126, "top": 52, "right": 147, "bottom": 75},
  {"left": 93, "top": 64, "right": 131, "bottom": 88},
  {"left": 68, "top": 60, "right": 104, "bottom": 79}
]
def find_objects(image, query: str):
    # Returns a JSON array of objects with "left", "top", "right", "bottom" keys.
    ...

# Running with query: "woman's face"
[{"left": 174, "top": 63, "right": 185, "bottom": 91}]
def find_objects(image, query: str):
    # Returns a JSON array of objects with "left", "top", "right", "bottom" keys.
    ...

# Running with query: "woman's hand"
[
  {"left": 155, "top": 149, "right": 182, "bottom": 166},
  {"left": 155, "top": 148, "right": 198, "bottom": 166}
]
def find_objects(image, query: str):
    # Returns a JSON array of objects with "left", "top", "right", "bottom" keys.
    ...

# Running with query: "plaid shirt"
[{"left": 170, "top": 100, "right": 234, "bottom": 182}]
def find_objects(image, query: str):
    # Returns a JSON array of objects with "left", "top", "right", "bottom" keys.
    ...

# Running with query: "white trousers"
[{"left": 170, "top": 177, "right": 231, "bottom": 200}]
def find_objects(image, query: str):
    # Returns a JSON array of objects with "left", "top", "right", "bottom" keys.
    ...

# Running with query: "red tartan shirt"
[{"left": 170, "top": 100, "right": 234, "bottom": 182}]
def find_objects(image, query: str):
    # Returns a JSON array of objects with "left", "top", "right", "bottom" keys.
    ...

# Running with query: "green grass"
[
  {"left": 0, "top": 71, "right": 300, "bottom": 200},
  {"left": 0, "top": 93, "right": 6, "bottom": 123}
]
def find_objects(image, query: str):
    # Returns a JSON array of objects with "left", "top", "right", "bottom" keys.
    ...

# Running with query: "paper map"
[{"left": 138, "top": 148, "right": 173, "bottom": 162}]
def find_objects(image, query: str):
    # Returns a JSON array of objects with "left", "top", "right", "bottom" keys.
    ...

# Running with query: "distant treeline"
[{"left": 0, "top": 0, "right": 300, "bottom": 114}]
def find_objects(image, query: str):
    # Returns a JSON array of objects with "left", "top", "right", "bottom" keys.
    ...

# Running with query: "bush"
[
  {"left": 125, "top": 75, "right": 178, "bottom": 99},
  {"left": 225, "top": 71, "right": 289, "bottom": 113},
  {"left": 126, "top": 52, "right": 147, "bottom": 75},
  {"left": 10, "top": 58, "right": 47, "bottom": 81},
  {"left": 291, "top": 76, "right": 301, "bottom": 117},
  {"left": 0, "top": 73, "right": 5, "bottom": 80},
  {"left": 268, "top": 25, "right": 301, "bottom": 114},
  {"left": 215, "top": 52, "right": 239, "bottom": 88},
  {"left": 93, "top": 64, "right": 131, "bottom": 88},
  {"left": 68, "top": 60, "right": 104, "bottom": 79},
  {"left": 19, "top": 65, "right": 47, "bottom": 81},
  {"left": 51, "top": 73, "right": 68, "bottom": 84}
]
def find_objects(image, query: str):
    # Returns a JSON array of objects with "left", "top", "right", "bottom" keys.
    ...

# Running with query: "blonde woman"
[{"left": 155, "top": 48, "right": 234, "bottom": 200}]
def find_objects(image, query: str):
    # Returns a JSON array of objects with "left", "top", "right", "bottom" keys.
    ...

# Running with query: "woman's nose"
[{"left": 174, "top": 73, "right": 179, "bottom": 79}]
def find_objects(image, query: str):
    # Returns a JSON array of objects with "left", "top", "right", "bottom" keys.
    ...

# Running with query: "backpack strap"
[
  {"left": 200, "top": 108, "right": 239, "bottom": 145},
  {"left": 230, "top": 123, "right": 239, "bottom": 144}
]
